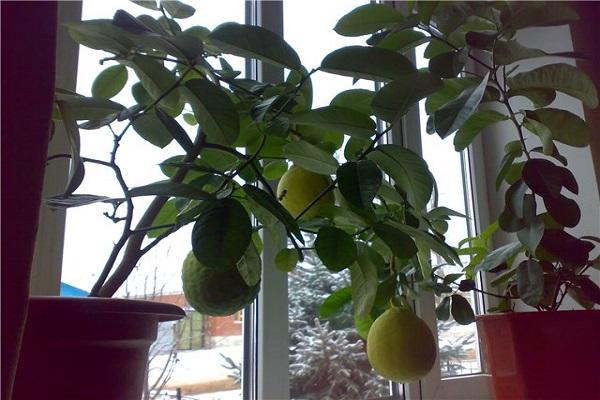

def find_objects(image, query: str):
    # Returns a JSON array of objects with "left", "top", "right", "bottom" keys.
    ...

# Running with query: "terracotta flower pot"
[
  {"left": 13, "top": 296, "right": 185, "bottom": 400},
  {"left": 476, "top": 310, "right": 600, "bottom": 400}
]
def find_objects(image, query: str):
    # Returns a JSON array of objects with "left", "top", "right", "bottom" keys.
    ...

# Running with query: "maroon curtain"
[
  {"left": 1, "top": 2, "right": 58, "bottom": 398},
  {"left": 571, "top": 2, "right": 600, "bottom": 192}
]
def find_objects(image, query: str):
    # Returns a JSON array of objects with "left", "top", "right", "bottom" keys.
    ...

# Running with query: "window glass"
[
  {"left": 62, "top": 2, "right": 247, "bottom": 399},
  {"left": 284, "top": 2, "right": 390, "bottom": 398},
  {"left": 415, "top": 46, "right": 483, "bottom": 378}
]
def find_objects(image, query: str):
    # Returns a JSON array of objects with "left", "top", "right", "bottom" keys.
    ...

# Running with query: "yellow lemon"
[
  {"left": 276, "top": 165, "right": 335, "bottom": 219},
  {"left": 367, "top": 307, "right": 437, "bottom": 383}
]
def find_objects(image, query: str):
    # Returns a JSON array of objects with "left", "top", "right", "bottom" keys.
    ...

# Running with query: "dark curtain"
[
  {"left": 1, "top": 2, "right": 58, "bottom": 398},
  {"left": 571, "top": 2, "right": 600, "bottom": 192}
]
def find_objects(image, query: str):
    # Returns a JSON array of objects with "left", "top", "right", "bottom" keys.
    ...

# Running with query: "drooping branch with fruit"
[{"left": 50, "top": 1, "right": 599, "bottom": 383}]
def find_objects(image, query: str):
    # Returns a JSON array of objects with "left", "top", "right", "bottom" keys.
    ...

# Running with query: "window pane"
[
  {"left": 61, "top": 1, "right": 247, "bottom": 399},
  {"left": 284, "top": 2, "right": 390, "bottom": 398},
  {"left": 415, "top": 46, "right": 483, "bottom": 378}
]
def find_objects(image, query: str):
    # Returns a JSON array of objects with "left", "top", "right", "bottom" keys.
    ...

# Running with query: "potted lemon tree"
[{"left": 18, "top": 1, "right": 599, "bottom": 399}]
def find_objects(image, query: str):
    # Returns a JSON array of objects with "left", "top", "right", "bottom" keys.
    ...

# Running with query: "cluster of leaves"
[{"left": 50, "top": 0, "right": 598, "bottom": 334}]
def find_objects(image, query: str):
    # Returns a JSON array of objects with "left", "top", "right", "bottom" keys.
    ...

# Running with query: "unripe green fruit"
[
  {"left": 182, "top": 252, "right": 260, "bottom": 316},
  {"left": 276, "top": 165, "right": 335, "bottom": 219}
]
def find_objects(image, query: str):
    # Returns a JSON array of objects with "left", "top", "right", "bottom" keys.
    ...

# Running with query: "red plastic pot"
[
  {"left": 476, "top": 310, "right": 600, "bottom": 400},
  {"left": 13, "top": 296, "right": 185, "bottom": 400}
]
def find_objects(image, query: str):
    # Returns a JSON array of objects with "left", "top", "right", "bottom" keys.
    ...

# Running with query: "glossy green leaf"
[
  {"left": 425, "top": 77, "right": 478, "bottom": 115},
  {"left": 354, "top": 314, "right": 374, "bottom": 339},
  {"left": 423, "top": 39, "right": 455, "bottom": 59},
  {"left": 350, "top": 243, "right": 379, "bottom": 318},
  {"left": 263, "top": 160, "right": 288, "bottom": 181},
  {"left": 283, "top": 140, "right": 339, "bottom": 175},
  {"left": 495, "top": 40, "right": 546, "bottom": 65},
  {"left": 474, "top": 242, "right": 522, "bottom": 273},
  {"left": 131, "top": 110, "right": 173, "bottom": 148},
  {"left": 428, "top": 49, "right": 467, "bottom": 78},
  {"left": 129, "top": 182, "right": 215, "bottom": 200},
  {"left": 237, "top": 242, "right": 261, "bottom": 286},
  {"left": 330, "top": 89, "right": 375, "bottom": 116},
  {"left": 155, "top": 109, "right": 194, "bottom": 152},
  {"left": 367, "top": 144, "right": 433, "bottom": 211},
  {"left": 334, "top": 3, "right": 405, "bottom": 36},
  {"left": 433, "top": 73, "right": 489, "bottom": 139},
  {"left": 192, "top": 198, "right": 252, "bottom": 269},
  {"left": 373, "top": 222, "right": 418, "bottom": 259},
  {"left": 288, "top": 106, "right": 376, "bottom": 139},
  {"left": 209, "top": 22, "right": 301, "bottom": 70},
  {"left": 242, "top": 184, "right": 303, "bottom": 244},
  {"left": 436, "top": 296, "right": 451, "bottom": 320},
  {"left": 315, "top": 227, "right": 358, "bottom": 272},
  {"left": 390, "top": 221, "right": 461, "bottom": 265},
  {"left": 525, "top": 108, "right": 590, "bottom": 148},
  {"left": 417, "top": 1, "right": 438, "bottom": 24},
  {"left": 183, "top": 79, "right": 239, "bottom": 146},
  {"left": 454, "top": 110, "right": 508, "bottom": 151},
  {"left": 67, "top": 20, "right": 134, "bottom": 53},
  {"left": 320, "top": 287, "right": 352, "bottom": 319},
  {"left": 147, "top": 199, "right": 178, "bottom": 238},
  {"left": 56, "top": 101, "right": 85, "bottom": 196},
  {"left": 372, "top": 72, "right": 443, "bottom": 122},
  {"left": 508, "top": 88, "right": 556, "bottom": 108},
  {"left": 465, "top": 31, "right": 496, "bottom": 50},
  {"left": 517, "top": 195, "right": 544, "bottom": 253},
  {"left": 126, "top": 55, "right": 180, "bottom": 111},
  {"left": 507, "top": 63, "right": 598, "bottom": 108},
  {"left": 321, "top": 46, "right": 416, "bottom": 82},
  {"left": 58, "top": 96, "right": 124, "bottom": 121},
  {"left": 162, "top": 0, "right": 195, "bottom": 18},
  {"left": 130, "top": 0, "right": 159, "bottom": 11},
  {"left": 275, "top": 248, "right": 299, "bottom": 272},
  {"left": 523, "top": 117, "right": 554, "bottom": 155},
  {"left": 337, "top": 160, "right": 382, "bottom": 210},
  {"left": 450, "top": 294, "right": 475, "bottom": 325},
  {"left": 516, "top": 259, "right": 544, "bottom": 307},
  {"left": 92, "top": 65, "right": 128, "bottom": 99},
  {"left": 377, "top": 30, "right": 429, "bottom": 53}
]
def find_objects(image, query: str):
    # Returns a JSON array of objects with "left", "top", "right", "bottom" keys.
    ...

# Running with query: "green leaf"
[
  {"left": 147, "top": 199, "right": 178, "bottom": 238},
  {"left": 283, "top": 140, "right": 339, "bottom": 175},
  {"left": 425, "top": 77, "right": 478, "bottom": 115},
  {"left": 125, "top": 55, "right": 180, "bottom": 111},
  {"left": 454, "top": 110, "right": 508, "bottom": 151},
  {"left": 450, "top": 294, "right": 475, "bottom": 325},
  {"left": 236, "top": 242, "right": 261, "bottom": 287},
  {"left": 67, "top": 20, "right": 134, "bottom": 53},
  {"left": 315, "top": 226, "right": 358, "bottom": 272},
  {"left": 130, "top": 1, "right": 159, "bottom": 11},
  {"left": 56, "top": 101, "right": 84, "bottom": 196},
  {"left": 465, "top": 31, "right": 496, "bottom": 51},
  {"left": 209, "top": 22, "right": 301, "bottom": 70},
  {"left": 424, "top": 39, "right": 455, "bottom": 59},
  {"left": 495, "top": 40, "right": 546, "bottom": 65},
  {"left": 162, "top": 0, "right": 195, "bottom": 18},
  {"left": 516, "top": 259, "right": 544, "bottom": 307},
  {"left": 436, "top": 296, "right": 451, "bottom": 320},
  {"left": 330, "top": 89, "right": 375, "bottom": 116},
  {"left": 373, "top": 277, "right": 397, "bottom": 308},
  {"left": 192, "top": 198, "right": 252, "bottom": 269},
  {"left": 242, "top": 184, "right": 303, "bottom": 244},
  {"left": 417, "top": 1, "right": 438, "bottom": 24},
  {"left": 507, "top": 63, "right": 598, "bottom": 108},
  {"left": 320, "top": 287, "right": 352, "bottom": 319},
  {"left": 508, "top": 88, "right": 556, "bottom": 108},
  {"left": 373, "top": 222, "right": 418, "bottom": 259},
  {"left": 155, "top": 109, "right": 194, "bottom": 152},
  {"left": 428, "top": 49, "right": 467, "bottom": 79},
  {"left": 350, "top": 243, "right": 379, "bottom": 318},
  {"left": 129, "top": 182, "right": 215, "bottom": 200},
  {"left": 474, "top": 242, "right": 522, "bottom": 273},
  {"left": 523, "top": 117, "right": 553, "bottom": 155},
  {"left": 183, "top": 79, "right": 239, "bottom": 146},
  {"left": 337, "top": 160, "right": 382, "bottom": 210},
  {"left": 275, "top": 248, "right": 299, "bottom": 272},
  {"left": 372, "top": 72, "right": 443, "bottom": 122},
  {"left": 433, "top": 73, "right": 489, "bottom": 139},
  {"left": 334, "top": 3, "right": 405, "bottom": 36},
  {"left": 263, "top": 160, "right": 288, "bottom": 181},
  {"left": 525, "top": 108, "right": 590, "bottom": 148},
  {"left": 389, "top": 221, "right": 461, "bottom": 265},
  {"left": 367, "top": 144, "right": 433, "bottom": 211},
  {"left": 517, "top": 196, "right": 544, "bottom": 253},
  {"left": 501, "top": 2, "right": 579, "bottom": 32},
  {"left": 131, "top": 110, "right": 173, "bottom": 148},
  {"left": 58, "top": 96, "right": 124, "bottom": 121},
  {"left": 321, "top": 46, "right": 416, "bottom": 82},
  {"left": 426, "top": 206, "right": 467, "bottom": 220},
  {"left": 522, "top": 158, "right": 563, "bottom": 198},
  {"left": 376, "top": 30, "right": 429, "bottom": 53},
  {"left": 46, "top": 194, "right": 113, "bottom": 209},
  {"left": 92, "top": 65, "right": 128, "bottom": 99},
  {"left": 354, "top": 314, "right": 374, "bottom": 339},
  {"left": 288, "top": 106, "right": 375, "bottom": 139}
]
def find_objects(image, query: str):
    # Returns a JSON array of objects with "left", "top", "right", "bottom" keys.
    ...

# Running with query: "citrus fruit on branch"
[
  {"left": 367, "top": 306, "right": 437, "bottom": 383},
  {"left": 276, "top": 165, "right": 335, "bottom": 219},
  {"left": 182, "top": 252, "right": 260, "bottom": 316}
]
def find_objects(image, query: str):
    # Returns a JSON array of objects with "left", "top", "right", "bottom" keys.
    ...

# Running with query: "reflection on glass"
[
  {"left": 415, "top": 46, "right": 482, "bottom": 378},
  {"left": 62, "top": 1, "right": 246, "bottom": 398}
]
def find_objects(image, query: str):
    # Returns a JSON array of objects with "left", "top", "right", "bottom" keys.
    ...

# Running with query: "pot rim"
[
  {"left": 475, "top": 308, "right": 599, "bottom": 322},
  {"left": 29, "top": 296, "right": 185, "bottom": 322}
]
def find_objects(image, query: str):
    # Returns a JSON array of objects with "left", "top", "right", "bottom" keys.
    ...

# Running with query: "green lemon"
[
  {"left": 367, "top": 307, "right": 437, "bottom": 383},
  {"left": 182, "top": 252, "right": 260, "bottom": 316},
  {"left": 276, "top": 165, "right": 335, "bottom": 219}
]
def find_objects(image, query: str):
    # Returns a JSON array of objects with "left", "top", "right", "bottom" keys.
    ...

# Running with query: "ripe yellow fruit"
[
  {"left": 367, "top": 307, "right": 437, "bottom": 383},
  {"left": 276, "top": 165, "right": 335, "bottom": 219},
  {"left": 182, "top": 252, "right": 260, "bottom": 316}
]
